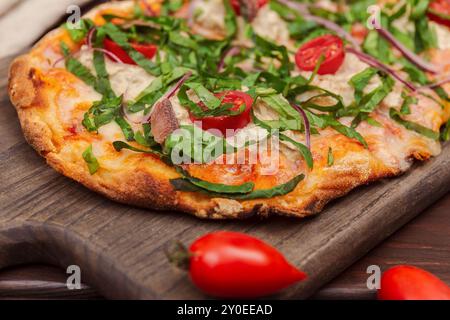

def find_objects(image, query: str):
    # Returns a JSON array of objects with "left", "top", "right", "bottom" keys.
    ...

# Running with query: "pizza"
[{"left": 8, "top": 0, "right": 450, "bottom": 219}]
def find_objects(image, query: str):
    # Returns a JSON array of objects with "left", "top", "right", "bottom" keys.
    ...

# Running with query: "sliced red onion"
[
  {"left": 218, "top": 47, "right": 240, "bottom": 72},
  {"left": 86, "top": 27, "right": 96, "bottom": 49},
  {"left": 165, "top": 71, "right": 193, "bottom": 99},
  {"left": 52, "top": 47, "right": 123, "bottom": 68},
  {"left": 375, "top": 27, "right": 439, "bottom": 74},
  {"left": 291, "top": 104, "right": 311, "bottom": 150},
  {"left": 91, "top": 48, "right": 123, "bottom": 63},
  {"left": 278, "top": 0, "right": 360, "bottom": 48},
  {"left": 416, "top": 75, "right": 450, "bottom": 95},
  {"left": 347, "top": 47, "right": 417, "bottom": 91}
]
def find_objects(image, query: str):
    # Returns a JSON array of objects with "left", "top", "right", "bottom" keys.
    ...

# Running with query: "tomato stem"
[{"left": 164, "top": 241, "right": 191, "bottom": 271}]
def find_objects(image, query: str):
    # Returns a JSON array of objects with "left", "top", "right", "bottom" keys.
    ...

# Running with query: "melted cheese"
[
  {"left": 432, "top": 22, "right": 450, "bottom": 50},
  {"left": 77, "top": 49, "right": 156, "bottom": 100},
  {"left": 252, "top": 6, "right": 290, "bottom": 46}
]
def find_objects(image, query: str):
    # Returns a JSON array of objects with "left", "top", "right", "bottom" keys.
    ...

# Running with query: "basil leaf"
[
  {"left": 64, "top": 19, "right": 93, "bottom": 42},
  {"left": 441, "top": 118, "right": 450, "bottom": 141},
  {"left": 349, "top": 67, "right": 378, "bottom": 104},
  {"left": 261, "top": 94, "right": 299, "bottom": 120},
  {"left": 389, "top": 108, "right": 439, "bottom": 140},
  {"left": 112, "top": 141, "right": 163, "bottom": 157},
  {"left": 115, "top": 117, "right": 134, "bottom": 141},
  {"left": 279, "top": 133, "right": 314, "bottom": 169},
  {"left": 359, "top": 76, "right": 394, "bottom": 113},
  {"left": 186, "top": 83, "right": 222, "bottom": 110},
  {"left": 400, "top": 93, "right": 417, "bottom": 115},
  {"left": 171, "top": 174, "right": 305, "bottom": 200},
  {"left": 92, "top": 30, "right": 116, "bottom": 99},
  {"left": 82, "top": 145, "right": 99, "bottom": 175},
  {"left": 102, "top": 23, "right": 159, "bottom": 75},
  {"left": 175, "top": 167, "right": 255, "bottom": 194},
  {"left": 327, "top": 147, "right": 334, "bottom": 166}
]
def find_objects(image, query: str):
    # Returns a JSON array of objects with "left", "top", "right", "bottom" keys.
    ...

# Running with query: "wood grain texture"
[
  {"left": 0, "top": 191, "right": 448, "bottom": 300},
  {"left": 1, "top": 52, "right": 450, "bottom": 299}
]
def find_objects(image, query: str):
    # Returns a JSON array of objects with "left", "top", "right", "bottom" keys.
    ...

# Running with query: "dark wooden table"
[{"left": 0, "top": 192, "right": 448, "bottom": 300}]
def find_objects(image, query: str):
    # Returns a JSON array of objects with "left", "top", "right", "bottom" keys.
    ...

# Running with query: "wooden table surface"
[{"left": 0, "top": 0, "right": 449, "bottom": 300}]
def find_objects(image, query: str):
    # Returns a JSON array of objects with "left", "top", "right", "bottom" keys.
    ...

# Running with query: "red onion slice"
[
  {"left": 291, "top": 104, "right": 311, "bottom": 150},
  {"left": 165, "top": 71, "right": 193, "bottom": 99},
  {"left": 421, "top": 75, "right": 450, "bottom": 89},
  {"left": 86, "top": 27, "right": 96, "bottom": 49},
  {"left": 375, "top": 27, "right": 439, "bottom": 74},
  {"left": 52, "top": 47, "right": 123, "bottom": 68},
  {"left": 278, "top": 0, "right": 360, "bottom": 48},
  {"left": 218, "top": 47, "right": 240, "bottom": 72},
  {"left": 347, "top": 47, "right": 417, "bottom": 91}
]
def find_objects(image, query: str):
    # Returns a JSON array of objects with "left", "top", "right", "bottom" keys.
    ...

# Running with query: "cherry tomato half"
[
  {"left": 103, "top": 38, "right": 157, "bottom": 65},
  {"left": 189, "top": 90, "right": 253, "bottom": 136},
  {"left": 230, "top": 0, "right": 268, "bottom": 16},
  {"left": 378, "top": 265, "right": 450, "bottom": 300},
  {"left": 188, "top": 231, "right": 307, "bottom": 298},
  {"left": 428, "top": 0, "right": 450, "bottom": 28},
  {"left": 295, "top": 34, "right": 345, "bottom": 75}
]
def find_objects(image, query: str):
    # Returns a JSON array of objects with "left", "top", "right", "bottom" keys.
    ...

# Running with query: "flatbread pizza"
[{"left": 8, "top": 0, "right": 450, "bottom": 219}]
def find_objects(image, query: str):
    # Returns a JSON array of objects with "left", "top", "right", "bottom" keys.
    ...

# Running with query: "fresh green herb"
[
  {"left": 170, "top": 174, "right": 305, "bottom": 200},
  {"left": 327, "top": 147, "right": 334, "bottom": 166},
  {"left": 82, "top": 145, "right": 100, "bottom": 175},
  {"left": 389, "top": 108, "right": 440, "bottom": 140},
  {"left": 349, "top": 67, "right": 378, "bottom": 104}
]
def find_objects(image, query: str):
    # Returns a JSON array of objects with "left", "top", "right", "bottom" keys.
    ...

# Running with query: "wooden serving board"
[{"left": 1, "top": 55, "right": 449, "bottom": 299}]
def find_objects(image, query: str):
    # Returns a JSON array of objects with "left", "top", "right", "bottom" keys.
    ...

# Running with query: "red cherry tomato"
[
  {"left": 230, "top": 0, "right": 268, "bottom": 16},
  {"left": 428, "top": 0, "right": 450, "bottom": 28},
  {"left": 378, "top": 265, "right": 450, "bottom": 300},
  {"left": 188, "top": 231, "right": 307, "bottom": 298},
  {"left": 103, "top": 38, "right": 157, "bottom": 65},
  {"left": 295, "top": 34, "right": 345, "bottom": 75},
  {"left": 189, "top": 90, "right": 253, "bottom": 136}
]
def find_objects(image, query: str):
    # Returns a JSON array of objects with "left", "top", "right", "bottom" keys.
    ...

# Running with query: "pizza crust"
[{"left": 8, "top": 1, "right": 449, "bottom": 219}]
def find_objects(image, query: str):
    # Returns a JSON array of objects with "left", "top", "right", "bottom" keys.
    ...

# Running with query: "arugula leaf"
[
  {"left": 170, "top": 174, "right": 305, "bottom": 200},
  {"left": 64, "top": 19, "right": 94, "bottom": 43},
  {"left": 279, "top": 134, "right": 314, "bottom": 169},
  {"left": 61, "top": 42, "right": 97, "bottom": 88},
  {"left": 102, "top": 23, "right": 160, "bottom": 75},
  {"left": 324, "top": 116, "right": 369, "bottom": 148},
  {"left": 389, "top": 108, "right": 439, "bottom": 140},
  {"left": 186, "top": 83, "right": 222, "bottom": 109},
  {"left": 115, "top": 117, "right": 134, "bottom": 141},
  {"left": 441, "top": 118, "right": 450, "bottom": 141},
  {"left": 82, "top": 96, "right": 123, "bottom": 131},
  {"left": 400, "top": 93, "right": 417, "bottom": 115},
  {"left": 175, "top": 167, "right": 255, "bottom": 194},
  {"left": 82, "top": 145, "right": 100, "bottom": 175},
  {"left": 349, "top": 67, "right": 378, "bottom": 104},
  {"left": 92, "top": 29, "right": 116, "bottom": 99},
  {"left": 327, "top": 147, "right": 334, "bottom": 166},
  {"left": 358, "top": 76, "right": 394, "bottom": 113},
  {"left": 112, "top": 141, "right": 163, "bottom": 157}
]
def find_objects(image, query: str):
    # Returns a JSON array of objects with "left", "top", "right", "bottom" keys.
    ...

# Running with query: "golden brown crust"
[{"left": 7, "top": 1, "right": 449, "bottom": 219}]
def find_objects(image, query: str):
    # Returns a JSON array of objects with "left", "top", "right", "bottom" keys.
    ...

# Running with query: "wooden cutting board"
[{"left": 1, "top": 55, "right": 449, "bottom": 299}]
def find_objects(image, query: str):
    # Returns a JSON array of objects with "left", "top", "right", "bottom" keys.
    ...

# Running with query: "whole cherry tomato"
[
  {"left": 189, "top": 90, "right": 253, "bottom": 136},
  {"left": 103, "top": 38, "right": 157, "bottom": 64},
  {"left": 378, "top": 265, "right": 450, "bottom": 300},
  {"left": 230, "top": 0, "right": 268, "bottom": 16},
  {"left": 295, "top": 34, "right": 345, "bottom": 75},
  {"left": 167, "top": 231, "right": 307, "bottom": 298},
  {"left": 428, "top": 0, "right": 450, "bottom": 28}
]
